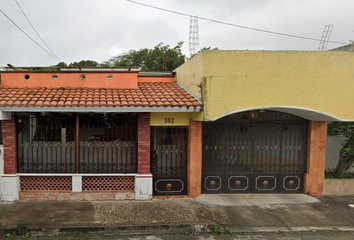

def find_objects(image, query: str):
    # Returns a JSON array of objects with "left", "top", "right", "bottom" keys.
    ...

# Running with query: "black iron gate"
[
  {"left": 151, "top": 126, "right": 188, "bottom": 195},
  {"left": 202, "top": 111, "right": 308, "bottom": 194}
]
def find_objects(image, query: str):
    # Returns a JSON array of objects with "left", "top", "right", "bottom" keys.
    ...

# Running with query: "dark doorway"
[{"left": 151, "top": 126, "right": 188, "bottom": 195}]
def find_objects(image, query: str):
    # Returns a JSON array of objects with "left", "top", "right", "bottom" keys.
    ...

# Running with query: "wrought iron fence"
[
  {"left": 17, "top": 113, "right": 76, "bottom": 173},
  {"left": 17, "top": 113, "right": 137, "bottom": 173},
  {"left": 79, "top": 114, "right": 137, "bottom": 173}
]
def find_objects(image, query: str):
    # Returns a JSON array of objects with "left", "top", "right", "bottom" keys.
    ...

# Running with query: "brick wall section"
[
  {"left": 2, "top": 116, "right": 17, "bottom": 174},
  {"left": 137, "top": 113, "right": 150, "bottom": 174},
  {"left": 304, "top": 121, "right": 327, "bottom": 197},
  {"left": 187, "top": 120, "right": 202, "bottom": 198}
]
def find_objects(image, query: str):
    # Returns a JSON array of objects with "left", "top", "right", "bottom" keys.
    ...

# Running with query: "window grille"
[
  {"left": 79, "top": 114, "right": 137, "bottom": 173},
  {"left": 17, "top": 113, "right": 76, "bottom": 173},
  {"left": 17, "top": 113, "right": 137, "bottom": 174}
]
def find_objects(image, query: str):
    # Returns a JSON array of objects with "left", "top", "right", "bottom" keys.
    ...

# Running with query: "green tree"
[
  {"left": 189, "top": 46, "right": 219, "bottom": 59},
  {"left": 327, "top": 122, "right": 354, "bottom": 174},
  {"left": 104, "top": 42, "right": 186, "bottom": 71},
  {"left": 68, "top": 60, "right": 100, "bottom": 68},
  {"left": 199, "top": 46, "right": 219, "bottom": 51},
  {"left": 53, "top": 60, "right": 108, "bottom": 68},
  {"left": 55, "top": 62, "right": 68, "bottom": 68}
]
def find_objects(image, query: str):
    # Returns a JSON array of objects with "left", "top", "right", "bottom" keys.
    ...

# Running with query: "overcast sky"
[{"left": 0, "top": 0, "right": 353, "bottom": 66}]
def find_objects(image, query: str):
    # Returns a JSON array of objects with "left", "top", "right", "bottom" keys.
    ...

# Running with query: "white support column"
[
  {"left": 0, "top": 176, "right": 19, "bottom": 201},
  {"left": 72, "top": 175, "right": 82, "bottom": 192},
  {"left": 135, "top": 174, "right": 153, "bottom": 200},
  {"left": 0, "top": 145, "right": 3, "bottom": 175},
  {"left": 0, "top": 145, "right": 20, "bottom": 201},
  {"left": 0, "top": 112, "right": 11, "bottom": 120}
]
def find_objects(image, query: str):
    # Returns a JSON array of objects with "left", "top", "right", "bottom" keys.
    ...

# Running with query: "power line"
[
  {"left": 14, "top": 0, "right": 61, "bottom": 62},
  {"left": 124, "top": 0, "right": 349, "bottom": 46},
  {"left": 0, "top": 9, "right": 59, "bottom": 62}
]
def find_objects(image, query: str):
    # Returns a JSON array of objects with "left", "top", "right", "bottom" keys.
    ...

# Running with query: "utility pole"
[{"left": 162, "top": 53, "right": 167, "bottom": 72}]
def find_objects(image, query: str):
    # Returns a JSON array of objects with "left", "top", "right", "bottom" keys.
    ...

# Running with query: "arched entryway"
[{"left": 202, "top": 110, "right": 309, "bottom": 193}]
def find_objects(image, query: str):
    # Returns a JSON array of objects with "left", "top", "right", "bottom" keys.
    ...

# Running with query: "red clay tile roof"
[{"left": 0, "top": 82, "right": 202, "bottom": 108}]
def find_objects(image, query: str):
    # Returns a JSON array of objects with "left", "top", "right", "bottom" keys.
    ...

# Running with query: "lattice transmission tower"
[
  {"left": 189, "top": 15, "right": 199, "bottom": 57},
  {"left": 318, "top": 24, "right": 334, "bottom": 51}
]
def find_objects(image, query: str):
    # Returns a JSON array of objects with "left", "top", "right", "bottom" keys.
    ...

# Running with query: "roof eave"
[{"left": 0, "top": 106, "right": 202, "bottom": 113}]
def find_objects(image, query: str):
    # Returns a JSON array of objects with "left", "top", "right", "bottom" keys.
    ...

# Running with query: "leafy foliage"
[
  {"left": 325, "top": 170, "right": 354, "bottom": 179},
  {"left": 54, "top": 60, "right": 107, "bottom": 68},
  {"left": 68, "top": 60, "right": 102, "bottom": 68},
  {"left": 328, "top": 122, "right": 354, "bottom": 156},
  {"left": 52, "top": 42, "right": 186, "bottom": 71},
  {"left": 328, "top": 122, "right": 354, "bottom": 174},
  {"left": 55, "top": 62, "right": 68, "bottom": 68},
  {"left": 103, "top": 42, "right": 186, "bottom": 71},
  {"left": 190, "top": 46, "right": 219, "bottom": 59},
  {"left": 211, "top": 226, "right": 232, "bottom": 235},
  {"left": 199, "top": 46, "right": 219, "bottom": 51}
]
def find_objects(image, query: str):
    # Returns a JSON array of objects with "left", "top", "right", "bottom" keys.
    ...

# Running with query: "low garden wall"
[{"left": 324, "top": 179, "right": 354, "bottom": 195}]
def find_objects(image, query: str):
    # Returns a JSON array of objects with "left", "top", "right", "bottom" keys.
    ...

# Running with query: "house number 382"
[{"left": 164, "top": 118, "right": 175, "bottom": 123}]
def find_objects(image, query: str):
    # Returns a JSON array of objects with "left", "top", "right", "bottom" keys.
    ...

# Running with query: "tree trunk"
[{"left": 335, "top": 155, "right": 354, "bottom": 175}]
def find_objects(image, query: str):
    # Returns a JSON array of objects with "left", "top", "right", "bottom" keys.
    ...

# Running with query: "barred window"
[
  {"left": 79, "top": 114, "right": 137, "bottom": 173},
  {"left": 17, "top": 113, "right": 76, "bottom": 173},
  {"left": 17, "top": 113, "right": 137, "bottom": 174}
]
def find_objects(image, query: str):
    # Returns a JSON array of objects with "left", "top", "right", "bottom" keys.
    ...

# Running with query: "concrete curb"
[
  {"left": 0, "top": 223, "right": 213, "bottom": 237},
  {"left": 229, "top": 226, "right": 354, "bottom": 233},
  {"left": 2, "top": 224, "right": 354, "bottom": 237}
]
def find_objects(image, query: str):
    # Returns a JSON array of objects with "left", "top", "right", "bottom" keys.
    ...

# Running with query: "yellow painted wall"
[
  {"left": 174, "top": 53, "right": 204, "bottom": 99},
  {"left": 150, "top": 112, "right": 203, "bottom": 126},
  {"left": 175, "top": 50, "right": 354, "bottom": 121}
]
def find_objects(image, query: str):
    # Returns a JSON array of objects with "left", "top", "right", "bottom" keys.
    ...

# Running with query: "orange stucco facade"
[
  {"left": 137, "top": 76, "right": 174, "bottom": 83},
  {"left": 187, "top": 120, "right": 202, "bottom": 198},
  {"left": 304, "top": 121, "right": 328, "bottom": 196},
  {"left": 1, "top": 72, "right": 138, "bottom": 88},
  {"left": 1, "top": 72, "right": 175, "bottom": 89}
]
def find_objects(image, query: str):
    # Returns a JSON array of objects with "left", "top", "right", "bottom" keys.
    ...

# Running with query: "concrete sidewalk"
[
  {"left": 0, "top": 196, "right": 354, "bottom": 236},
  {"left": 195, "top": 194, "right": 320, "bottom": 206}
]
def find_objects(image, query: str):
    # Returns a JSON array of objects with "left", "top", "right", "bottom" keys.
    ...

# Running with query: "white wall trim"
[
  {"left": 0, "top": 145, "right": 3, "bottom": 176},
  {"left": 16, "top": 173, "right": 138, "bottom": 177},
  {"left": 0, "top": 106, "right": 202, "bottom": 113},
  {"left": 207, "top": 106, "right": 349, "bottom": 122},
  {"left": 135, "top": 174, "right": 153, "bottom": 178}
]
